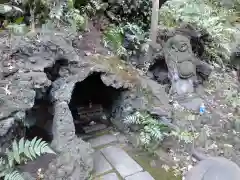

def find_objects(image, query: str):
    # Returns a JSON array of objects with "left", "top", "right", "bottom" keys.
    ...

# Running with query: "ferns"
[
  {"left": 124, "top": 111, "right": 169, "bottom": 145},
  {"left": 124, "top": 111, "right": 200, "bottom": 145},
  {"left": 8, "top": 137, "right": 55, "bottom": 164},
  {"left": 3, "top": 170, "right": 24, "bottom": 180},
  {"left": 0, "top": 137, "right": 55, "bottom": 180}
]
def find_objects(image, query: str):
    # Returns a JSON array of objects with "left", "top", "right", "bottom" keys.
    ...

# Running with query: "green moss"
[
  {"left": 125, "top": 149, "right": 181, "bottom": 180},
  {"left": 90, "top": 55, "right": 141, "bottom": 85}
]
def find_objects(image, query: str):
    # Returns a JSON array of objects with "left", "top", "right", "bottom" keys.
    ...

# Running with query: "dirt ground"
[{"left": 161, "top": 68, "right": 240, "bottom": 176}]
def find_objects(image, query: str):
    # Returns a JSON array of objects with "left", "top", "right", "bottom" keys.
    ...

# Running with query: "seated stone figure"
[
  {"left": 230, "top": 43, "right": 240, "bottom": 83},
  {"left": 163, "top": 35, "right": 207, "bottom": 111}
]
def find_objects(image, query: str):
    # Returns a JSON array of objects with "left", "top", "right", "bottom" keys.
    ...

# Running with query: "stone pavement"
[{"left": 88, "top": 134, "right": 155, "bottom": 180}]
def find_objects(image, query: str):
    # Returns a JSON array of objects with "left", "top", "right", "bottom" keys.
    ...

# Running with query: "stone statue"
[
  {"left": 163, "top": 34, "right": 212, "bottom": 111},
  {"left": 230, "top": 43, "right": 240, "bottom": 83}
]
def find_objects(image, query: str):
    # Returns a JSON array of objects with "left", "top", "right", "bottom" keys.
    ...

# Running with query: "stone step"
[
  {"left": 83, "top": 123, "right": 107, "bottom": 133},
  {"left": 88, "top": 134, "right": 118, "bottom": 148},
  {"left": 125, "top": 171, "right": 155, "bottom": 180},
  {"left": 93, "top": 151, "right": 113, "bottom": 176},
  {"left": 101, "top": 146, "right": 143, "bottom": 178}
]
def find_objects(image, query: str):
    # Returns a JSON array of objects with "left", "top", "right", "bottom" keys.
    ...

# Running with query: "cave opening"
[
  {"left": 149, "top": 59, "right": 170, "bottom": 85},
  {"left": 68, "top": 72, "right": 123, "bottom": 136},
  {"left": 25, "top": 95, "right": 54, "bottom": 143}
]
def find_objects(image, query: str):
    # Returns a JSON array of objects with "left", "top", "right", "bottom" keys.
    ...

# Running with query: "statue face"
[{"left": 170, "top": 35, "right": 190, "bottom": 52}]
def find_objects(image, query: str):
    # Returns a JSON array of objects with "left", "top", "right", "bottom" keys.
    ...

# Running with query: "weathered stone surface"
[
  {"left": 93, "top": 151, "right": 113, "bottom": 176},
  {"left": 19, "top": 153, "right": 57, "bottom": 179},
  {"left": 88, "top": 134, "right": 118, "bottom": 148},
  {"left": 0, "top": 117, "right": 15, "bottom": 136},
  {"left": 185, "top": 157, "right": 240, "bottom": 180},
  {"left": 125, "top": 172, "right": 155, "bottom": 180},
  {"left": 101, "top": 146, "right": 143, "bottom": 178},
  {"left": 49, "top": 100, "right": 94, "bottom": 180},
  {"left": 98, "top": 173, "right": 119, "bottom": 180},
  {"left": 178, "top": 96, "right": 203, "bottom": 112},
  {"left": 0, "top": 28, "right": 174, "bottom": 179},
  {"left": 51, "top": 101, "right": 75, "bottom": 150}
]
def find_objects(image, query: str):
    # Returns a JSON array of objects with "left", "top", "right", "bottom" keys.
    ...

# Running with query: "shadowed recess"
[{"left": 68, "top": 72, "right": 123, "bottom": 135}]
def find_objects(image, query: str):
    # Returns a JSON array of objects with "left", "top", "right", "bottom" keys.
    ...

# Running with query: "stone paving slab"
[
  {"left": 93, "top": 151, "right": 113, "bottom": 176},
  {"left": 101, "top": 146, "right": 143, "bottom": 178},
  {"left": 88, "top": 134, "right": 117, "bottom": 148},
  {"left": 125, "top": 171, "right": 155, "bottom": 180},
  {"left": 96, "top": 173, "right": 119, "bottom": 180}
]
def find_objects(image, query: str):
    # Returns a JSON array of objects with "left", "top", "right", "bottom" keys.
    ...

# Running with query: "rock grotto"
[
  {"left": 0, "top": 28, "right": 174, "bottom": 179},
  {"left": 0, "top": 22, "right": 236, "bottom": 179}
]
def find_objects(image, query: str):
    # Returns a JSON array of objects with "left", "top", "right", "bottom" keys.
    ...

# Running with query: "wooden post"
[
  {"left": 146, "top": 0, "right": 159, "bottom": 68},
  {"left": 149, "top": 0, "right": 159, "bottom": 47}
]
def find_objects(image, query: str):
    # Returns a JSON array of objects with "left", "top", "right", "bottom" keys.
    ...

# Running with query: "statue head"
[{"left": 168, "top": 35, "right": 191, "bottom": 53}]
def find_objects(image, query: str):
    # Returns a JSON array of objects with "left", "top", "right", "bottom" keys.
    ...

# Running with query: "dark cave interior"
[
  {"left": 44, "top": 58, "right": 69, "bottom": 81},
  {"left": 149, "top": 59, "right": 170, "bottom": 85},
  {"left": 25, "top": 97, "right": 54, "bottom": 143},
  {"left": 68, "top": 72, "right": 122, "bottom": 135}
]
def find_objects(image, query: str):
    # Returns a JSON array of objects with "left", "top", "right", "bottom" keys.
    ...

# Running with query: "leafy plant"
[
  {"left": 0, "top": 3, "right": 28, "bottom": 35},
  {"left": 103, "top": 23, "right": 148, "bottom": 57},
  {"left": 0, "top": 4, "right": 23, "bottom": 14},
  {"left": 65, "top": 0, "right": 86, "bottom": 31},
  {"left": 47, "top": 0, "right": 86, "bottom": 31},
  {"left": 122, "top": 23, "right": 148, "bottom": 55},
  {"left": 159, "top": 0, "right": 238, "bottom": 65},
  {"left": 0, "top": 137, "right": 55, "bottom": 180},
  {"left": 76, "top": 0, "right": 108, "bottom": 17},
  {"left": 124, "top": 111, "right": 169, "bottom": 145},
  {"left": 106, "top": 0, "right": 152, "bottom": 29},
  {"left": 102, "top": 25, "right": 126, "bottom": 56}
]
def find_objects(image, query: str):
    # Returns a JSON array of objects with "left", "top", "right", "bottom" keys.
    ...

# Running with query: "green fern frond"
[
  {"left": 0, "top": 137, "right": 55, "bottom": 180},
  {"left": 4, "top": 170, "right": 24, "bottom": 180},
  {"left": 8, "top": 137, "right": 55, "bottom": 165},
  {"left": 146, "top": 125, "right": 163, "bottom": 140},
  {"left": 124, "top": 111, "right": 169, "bottom": 145},
  {"left": 124, "top": 114, "right": 139, "bottom": 124}
]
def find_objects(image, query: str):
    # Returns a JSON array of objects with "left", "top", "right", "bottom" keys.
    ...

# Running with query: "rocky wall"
[{"left": 0, "top": 28, "right": 172, "bottom": 179}]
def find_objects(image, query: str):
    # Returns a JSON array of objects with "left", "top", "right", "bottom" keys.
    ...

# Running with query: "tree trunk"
[{"left": 146, "top": 0, "right": 159, "bottom": 68}]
